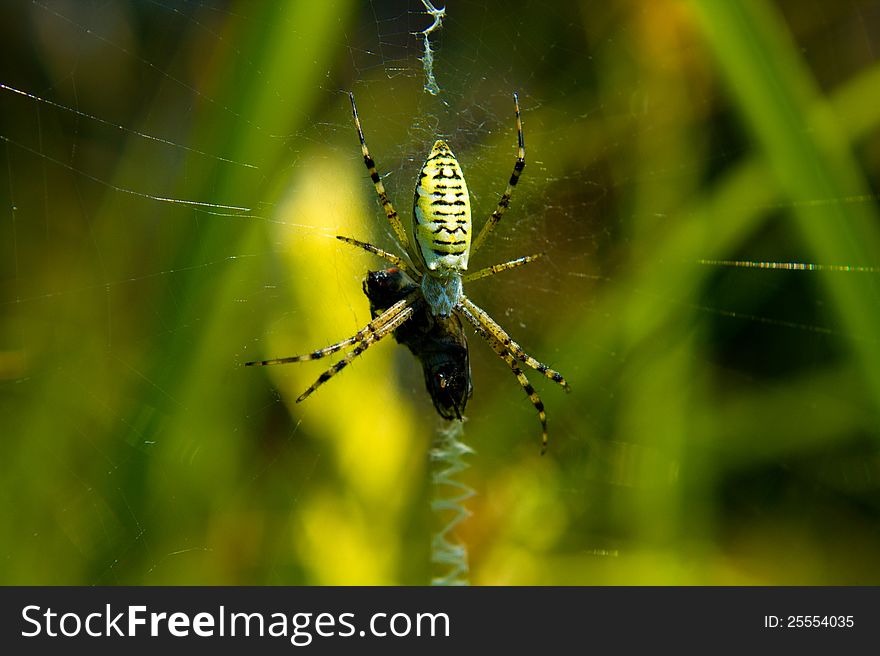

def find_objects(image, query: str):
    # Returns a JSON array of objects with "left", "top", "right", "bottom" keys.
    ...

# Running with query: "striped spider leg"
[
  {"left": 349, "top": 92, "right": 417, "bottom": 264},
  {"left": 456, "top": 295, "right": 570, "bottom": 454},
  {"left": 292, "top": 293, "right": 422, "bottom": 402},
  {"left": 470, "top": 92, "right": 526, "bottom": 255},
  {"left": 335, "top": 235, "right": 418, "bottom": 277},
  {"left": 462, "top": 252, "right": 544, "bottom": 283},
  {"left": 456, "top": 301, "right": 552, "bottom": 454},
  {"left": 459, "top": 296, "right": 570, "bottom": 391},
  {"left": 245, "top": 291, "right": 423, "bottom": 403}
]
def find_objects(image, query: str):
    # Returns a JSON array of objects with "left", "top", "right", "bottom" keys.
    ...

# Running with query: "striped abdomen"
[{"left": 412, "top": 140, "right": 471, "bottom": 272}]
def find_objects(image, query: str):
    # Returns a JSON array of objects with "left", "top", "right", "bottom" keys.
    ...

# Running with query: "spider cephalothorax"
[{"left": 247, "top": 92, "right": 569, "bottom": 452}]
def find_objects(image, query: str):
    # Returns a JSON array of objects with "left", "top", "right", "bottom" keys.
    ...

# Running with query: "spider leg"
[
  {"left": 459, "top": 296, "right": 570, "bottom": 391},
  {"left": 296, "top": 298, "right": 421, "bottom": 403},
  {"left": 244, "top": 292, "right": 421, "bottom": 367},
  {"left": 457, "top": 302, "right": 550, "bottom": 454},
  {"left": 349, "top": 92, "right": 412, "bottom": 254},
  {"left": 336, "top": 235, "right": 418, "bottom": 277},
  {"left": 462, "top": 253, "right": 543, "bottom": 283},
  {"left": 470, "top": 92, "right": 525, "bottom": 254}
]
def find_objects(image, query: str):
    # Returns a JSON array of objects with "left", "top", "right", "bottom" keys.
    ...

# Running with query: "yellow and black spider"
[{"left": 247, "top": 92, "right": 570, "bottom": 452}]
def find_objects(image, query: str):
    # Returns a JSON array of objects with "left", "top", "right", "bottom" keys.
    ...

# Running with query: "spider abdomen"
[{"left": 412, "top": 140, "right": 472, "bottom": 272}]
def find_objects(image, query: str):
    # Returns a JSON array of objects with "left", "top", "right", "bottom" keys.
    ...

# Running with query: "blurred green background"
[{"left": 2, "top": 0, "right": 880, "bottom": 584}]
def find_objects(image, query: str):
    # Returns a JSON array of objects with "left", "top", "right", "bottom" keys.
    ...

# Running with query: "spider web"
[{"left": 2, "top": 0, "right": 880, "bottom": 586}]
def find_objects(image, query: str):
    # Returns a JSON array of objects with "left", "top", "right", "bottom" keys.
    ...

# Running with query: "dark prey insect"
[
  {"left": 246, "top": 92, "right": 570, "bottom": 452},
  {"left": 363, "top": 266, "right": 472, "bottom": 421}
]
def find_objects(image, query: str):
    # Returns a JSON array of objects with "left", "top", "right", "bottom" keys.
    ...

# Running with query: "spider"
[{"left": 246, "top": 92, "right": 570, "bottom": 453}]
